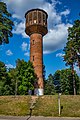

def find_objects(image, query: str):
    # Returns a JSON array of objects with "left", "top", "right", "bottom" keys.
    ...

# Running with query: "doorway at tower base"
[{"left": 34, "top": 88, "right": 44, "bottom": 96}]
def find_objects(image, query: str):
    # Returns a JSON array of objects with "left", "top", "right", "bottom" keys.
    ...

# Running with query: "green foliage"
[
  {"left": 7, "top": 68, "right": 17, "bottom": 95},
  {"left": 63, "top": 20, "right": 80, "bottom": 95},
  {"left": 0, "top": 60, "right": 36, "bottom": 95},
  {"left": 43, "top": 64, "right": 46, "bottom": 81},
  {"left": 63, "top": 41, "right": 76, "bottom": 66},
  {"left": 0, "top": 2, "right": 14, "bottom": 44},
  {"left": 16, "top": 59, "right": 36, "bottom": 95},
  {"left": 44, "top": 74, "right": 55, "bottom": 95},
  {"left": 0, "top": 60, "right": 79, "bottom": 95},
  {"left": 0, "top": 62, "right": 16, "bottom": 95},
  {"left": 44, "top": 68, "right": 80, "bottom": 95},
  {"left": 53, "top": 69, "right": 80, "bottom": 95},
  {"left": 0, "top": 61, "right": 7, "bottom": 95},
  {"left": 63, "top": 20, "right": 80, "bottom": 68}
]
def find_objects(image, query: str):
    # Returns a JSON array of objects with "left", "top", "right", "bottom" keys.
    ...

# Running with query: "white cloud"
[
  {"left": 60, "top": 9, "right": 70, "bottom": 16},
  {"left": 12, "top": 14, "right": 21, "bottom": 19},
  {"left": 5, "top": 64, "right": 15, "bottom": 69},
  {"left": 56, "top": 53, "right": 65, "bottom": 57},
  {"left": 6, "top": 50, "right": 13, "bottom": 56},
  {"left": 24, "top": 52, "right": 29, "bottom": 56},
  {"left": 12, "top": 21, "right": 28, "bottom": 38},
  {"left": 2, "top": 0, "right": 45, "bottom": 20},
  {"left": 43, "top": 50, "right": 50, "bottom": 54},
  {"left": 21, "top": 42, "right": 28, "bottom": 51},
  {"left": 74, "top": 66, "right": 80, "bottom": 76},
  {"left": 40, "top": 2, "right": 62, "bottom": 29},
  {"left": 2, "top": 0, "right": 72, "bottom": 54},
  {"left": 43, "top": 23, "right": 72, "bottom": 54},
  {"left": 51, "top": 0, "right": 62, "bottom": 5}
]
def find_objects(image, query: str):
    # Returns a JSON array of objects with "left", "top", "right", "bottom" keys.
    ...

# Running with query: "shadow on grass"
[{"left": 26, "top": 108, "right": 32, "bottom": 120}]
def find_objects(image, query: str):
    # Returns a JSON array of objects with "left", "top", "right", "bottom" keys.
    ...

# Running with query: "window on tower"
[
  {"left": 33, "top": 11, "right": 37, "bottom": 23},
  {"left": 43, "top": 13, "right": 46, "bottom": 25},
  {"left": 33, "top": 40, "right": 35, "bottom": 45},
  {"left": 38, "top": 12, "right": 41, "bottom": 24},
  {"left": 29, "top": 12, "right": 32, "bottom": 25},
  {"left": 33, "top": 56, "right": 34, "bottom": 61}
]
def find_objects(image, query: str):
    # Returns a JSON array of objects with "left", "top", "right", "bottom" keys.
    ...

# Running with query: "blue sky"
[{"left": 0, "top": 0, "right": 80, "bottom": 77}]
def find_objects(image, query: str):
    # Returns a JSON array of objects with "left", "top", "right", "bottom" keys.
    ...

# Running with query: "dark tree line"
[
  {"left": 0, "top": 59, "right": 36, "bottom": 95},
  {"left": 0, "top": 60, "right": 80, "bottom": 95},
  {"left": 44, "top": 69, "right": 80, "bottom": 95}
]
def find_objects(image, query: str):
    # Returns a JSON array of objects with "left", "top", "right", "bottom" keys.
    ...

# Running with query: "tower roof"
[{"left": 25, "top": 8, "right": 48, "bottom": 18}]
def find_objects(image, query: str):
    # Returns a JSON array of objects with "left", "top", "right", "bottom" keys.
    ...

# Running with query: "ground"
[{"left": 0, "top": 116, "right": 80, "bottom": 120}]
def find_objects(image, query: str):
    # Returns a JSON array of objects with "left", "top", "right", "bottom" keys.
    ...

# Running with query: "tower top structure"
[
  {"left": 25, "top": 8, "right": 48, "bottom": 18},
  {"left": 25, "top": 8, "right": 48, "bottom": 36}
]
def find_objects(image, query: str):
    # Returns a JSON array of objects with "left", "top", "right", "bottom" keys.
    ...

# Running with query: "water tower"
[{"left": 25, "top": 9, "right": 48, "bottom": 95}]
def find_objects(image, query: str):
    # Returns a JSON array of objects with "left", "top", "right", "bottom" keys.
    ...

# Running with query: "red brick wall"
[{"left": 30, "top": 33, "right": 43, "bottom": 89}]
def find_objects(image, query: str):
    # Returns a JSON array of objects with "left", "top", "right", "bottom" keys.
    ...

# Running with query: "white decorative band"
[{"left": 34, "top": 88, "right": 44, "bottom": 96}]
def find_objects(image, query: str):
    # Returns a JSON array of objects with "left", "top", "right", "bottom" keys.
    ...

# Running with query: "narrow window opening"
[
  {"left": 43, "top": 13, "right": 46, "bottom": 26},
  {"left": 33, "top": 40, "right": 34, "bottom": 45},
  {"left": 33, "top": 11, "right": 37, "bottom": 23},
  {"left": 33, "top": 56, "right": 34, "bottom": 61},
  {"left": 38, "top": 12, "right": 41, "bottom": 23},
  {"left": 29, "top": 12, "right": 32, "bottom": 25}
]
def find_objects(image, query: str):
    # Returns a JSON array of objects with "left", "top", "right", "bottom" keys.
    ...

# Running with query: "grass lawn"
[
  {"left": 0, "top": 95, "right": 80, "bottom": 117},
  {"left": 0, "top": 96, "right": 31, "bottom": 116}
]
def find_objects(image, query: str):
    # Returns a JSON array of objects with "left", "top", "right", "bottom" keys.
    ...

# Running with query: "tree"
[
  {"left": 63, "top": 40, "right": 76, "bottom": 94},
  {"left": 67, "top": 20, "right": 80, "bottom": 69},
  {"left": 0, "top": 2, "right": 14, "bottom": 44},
  {"left": 0, "top": 61, "right": 13, "bottom": 95},
  {"left": 0, "top": 59, "right": 37, "bottom": 95},
  {"left": 16, "top": 59, "right": 36, "bottom": 95},
  {"left": 8, "top": 68, "right": 18, "bottom": 95},
  {"left": 53, "top": 69, "right": 80, "bottom": 95},
  {"left": 43, "top": 64, "right": 46, "bottom": 81},
  {"left": 3, "top": 72, "right": 14, "bottom": 95},
  {"left": 0, "top": 61, "right": 7, "bottom": 95},
  {"left": 44, "top": 74, "right": 55, "bottom": 95},
  {"left": 63, "top": 20, "right": 80, "bottom": 95},
  {"left": 53, "top": 70, "right": 61, "bottom": 93}
]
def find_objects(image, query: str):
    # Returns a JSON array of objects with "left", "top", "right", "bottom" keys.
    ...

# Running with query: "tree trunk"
[
  {"left": 15, "top": 79, "right": 17, "bottom": 96},
  {"left": 71, "top": 64, "right": 76, "bottom": 95}
]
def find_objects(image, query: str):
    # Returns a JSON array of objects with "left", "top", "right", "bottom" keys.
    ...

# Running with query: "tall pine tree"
[
  {"left": 63, "top": 20, "right": 80, "bottom": 95},
  {"left": 0, "top": 2, "right": 14, "bottom": 44}
]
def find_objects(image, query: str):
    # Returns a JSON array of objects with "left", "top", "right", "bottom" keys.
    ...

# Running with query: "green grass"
[
  {"left": 0, "top": 96, "right": 31, "bottom": 116},
  {"left": 0, "top": 95, "right": 80, "bottom": 117}
]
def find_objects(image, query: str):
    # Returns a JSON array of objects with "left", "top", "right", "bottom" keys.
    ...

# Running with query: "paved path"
[{"left": 0, "top": 116, "right": 80, "bottom": 120}]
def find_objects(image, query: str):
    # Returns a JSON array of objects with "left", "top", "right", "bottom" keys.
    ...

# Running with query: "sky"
[{"left": 0, "top": 0, "right": 80, "bottom": 78}]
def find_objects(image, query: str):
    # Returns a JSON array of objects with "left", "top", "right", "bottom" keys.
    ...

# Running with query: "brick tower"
[{"left": 25, "top": 9, "right": 48, "bottom": 95}]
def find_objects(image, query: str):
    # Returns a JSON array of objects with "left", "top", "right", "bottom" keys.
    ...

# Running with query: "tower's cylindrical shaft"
[
  {"left": 25, "top": 8, "right": 48, "bottom": 95},
  {"left": 30, "top": 33, "right": 43, "bottom": 95}
]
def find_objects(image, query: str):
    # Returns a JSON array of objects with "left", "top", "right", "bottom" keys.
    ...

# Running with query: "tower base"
[{"left": 34, "top": 88, "right": 44, "bottom": 96}]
